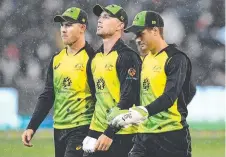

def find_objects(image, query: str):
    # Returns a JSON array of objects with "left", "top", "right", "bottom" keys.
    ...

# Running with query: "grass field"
[{"left": 0, "top": 130, "right": 225, "bottom": 157}]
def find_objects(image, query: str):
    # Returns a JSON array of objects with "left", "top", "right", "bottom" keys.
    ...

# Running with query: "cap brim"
[
  {"left": 93, "top": 4, "right": 105, "bottom": 16},
  {"left": 93, "top": 4, "right": 114, "bottom": 17},
  {"left": 54, "top": 16, "right": 81, "bottom": 24},
  {"left": 54, "top": 15, "right": 66, "bottom": 22},
  {"left": 124, "top": 25, "right": 145, "bottom": 33}
]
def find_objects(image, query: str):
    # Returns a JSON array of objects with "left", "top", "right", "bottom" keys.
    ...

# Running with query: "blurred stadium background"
[{"left": 0, "top": 0, "right": 225, "bottom": 157}]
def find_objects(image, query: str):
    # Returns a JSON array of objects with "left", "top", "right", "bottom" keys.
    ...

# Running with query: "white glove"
[
  {"left": 111, "top": 106, "right": 149, "bottom": 128},
  {"left": 82, "top": 136, "right": 97, "bottom": 153}
]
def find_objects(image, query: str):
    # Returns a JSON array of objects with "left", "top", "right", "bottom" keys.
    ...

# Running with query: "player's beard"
[
  {"left": 136, "top": 42, "right": 150, "bottom": 56},
  {"left": 96, "top": 28, "right": 115, "bottom": 38},
  {"left": 64, "top": 38, "right": 78, "bottom": 47},
  {"left": 140, "top": 44, "right": 148, "bottom": 52}
]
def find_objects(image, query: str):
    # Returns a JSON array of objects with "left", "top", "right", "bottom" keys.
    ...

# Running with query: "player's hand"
[
  {"left": 95, "top": 134, "right": 113, "bottom": 151},
  {"left": 107, "top": 106, "right": 128, "bottom": 123},
  {"left": 82, "top": 136, "right": 97, "bottom": 153},
  {"left": 111, "top": 106, "right": 149, "bottom": 127},
  {"left": 21, "top": 129, "right": 34, "bottom": 147}
]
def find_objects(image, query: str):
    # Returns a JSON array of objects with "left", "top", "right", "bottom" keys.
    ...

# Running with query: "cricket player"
[
  {"left": 82, "top": 4, "right": 141, "bottom": 157},
  {"left": 21, "top": 7, "right": 96, "bottom": 157},
  {"left": 110, "top": 11, "right": 196, "bottom": 157}
]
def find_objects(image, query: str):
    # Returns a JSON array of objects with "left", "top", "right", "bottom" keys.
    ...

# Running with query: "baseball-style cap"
[
  {"left": 125, "top": 11, "right": 164, "bottom": 33},
  {"left": 54, "top": 7, "right": 88, "bottom": 25},
  {"left": 93, "top": 4, "right": 128, "bottom": 28}
]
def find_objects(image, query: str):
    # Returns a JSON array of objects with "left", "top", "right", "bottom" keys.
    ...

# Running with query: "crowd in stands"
[{"left": 0, "top": 0, "right": 224, "bottom": 114}]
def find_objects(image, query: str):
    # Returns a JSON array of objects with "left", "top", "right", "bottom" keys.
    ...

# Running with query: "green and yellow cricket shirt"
[
  {"left": 88, "top": 39, "right": 141, "bottom": 138},
  {"left": 27, "top": 42, "right": 96, "bottom": 131},
  {"left": 139, "top": 44, "right": 196, "bottom": 133}
]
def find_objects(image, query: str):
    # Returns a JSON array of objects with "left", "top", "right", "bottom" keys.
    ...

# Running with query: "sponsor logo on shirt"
[
  {"left": 143, "top": 78, "right": 150, "bottom": 91},
  {"left": 96, "top": 78, "right": 105, "bottom": 90},
  {"left": 62, "top": 77, "right": 72, "bottom": 89}
]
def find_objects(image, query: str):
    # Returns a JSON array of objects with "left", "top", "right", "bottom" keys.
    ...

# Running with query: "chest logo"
[
  {"left": 152, "top": 65, "right": 161, "bottom": 72},
  {"left": 105, "top": 64, "right": 113, "bottom": 71},
  {"left": 75, "top": 63, "right": 84, "bottom": 71},
  {"left": 143, "top": 78, "right": 150, "bottom": 91},
  {"left": 105, "top": 64, "right": 114, "bottom": 71},
  {"left": 63, "top": 77, "right": 72, "bottom": 89},
  {"left": 96, "top": 78, "right": 105, "bottom": 90}
]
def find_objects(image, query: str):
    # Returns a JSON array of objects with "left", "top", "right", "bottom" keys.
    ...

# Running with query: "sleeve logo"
[{"left": 128, "top": 68, "right": 136, "bottom": 77}]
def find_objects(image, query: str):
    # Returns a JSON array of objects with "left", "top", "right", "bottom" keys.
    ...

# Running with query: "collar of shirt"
[
  {"left": 96, "top": 38, "right": 125, "bottom": 54},
  {"left": 65, "top": 41, "right": 90, "bottom": 56}
]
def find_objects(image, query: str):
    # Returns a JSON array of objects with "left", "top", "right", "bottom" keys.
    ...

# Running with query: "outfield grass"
[{"left": 0, "top": 130, "right": 225, "bottom": 157}]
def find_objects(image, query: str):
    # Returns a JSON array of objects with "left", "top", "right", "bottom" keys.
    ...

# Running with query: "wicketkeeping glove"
[
  {"left": 110, "top": 106, "right": 149, "bottom": 128},
  {"left": 82, "top": 136, "right": 97, "bottom": 153},
  {"left": 107, "top": 106, "right": 129, "bottom": 124}
]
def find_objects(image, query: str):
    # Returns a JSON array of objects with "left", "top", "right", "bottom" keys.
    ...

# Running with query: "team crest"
[
  {"left": 152, "top": 65, "right": 161, "bottom": 72},
  {"left": 105, "top": 64, "right": 113, "bottom": 71},
  {"left": 75, "top": 63, "right": 84, "bottom": 71}
]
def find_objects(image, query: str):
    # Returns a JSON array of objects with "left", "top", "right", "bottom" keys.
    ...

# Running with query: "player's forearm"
[
  {"left": 118, "top": 80, "right": 140, "bottom": 109},
  {"left": 103, "top": 125, "right": 121, "bottom": 139},
  {"left": 145, "top": 94, "right": 173, "bottom": 116},
  {"left": 27, "top": 91, "right": 54, "bottom": 132},
  {"left": 145, "top": 72, "right": 187, "bottom": 116},
  {"left": 27, "top": 92, "right": 54, "bottom": 132}
]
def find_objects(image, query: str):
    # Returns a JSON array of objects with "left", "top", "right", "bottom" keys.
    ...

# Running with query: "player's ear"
[
  {"left": 80, "top": 24, "right": 86, "bottom": 33},
  {"left": 153, "top": 27, "right": 158, "bottom": 36},
  {"left": 120, "top": 22, "right": 125, "bottom": 30},
  {"left": 117, "top": 21, "right": 124, "bottom": 31}
]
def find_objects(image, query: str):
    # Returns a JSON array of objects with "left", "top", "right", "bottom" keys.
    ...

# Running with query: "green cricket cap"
[
  {"left": 125, "top": 11, "right": 164, "bottom": 33},
  {"left": 54, "top": 7, "right": 88, "bottom": 25},
  {"left": 93, "top": 4, "right": 128, "bottom": 28}
]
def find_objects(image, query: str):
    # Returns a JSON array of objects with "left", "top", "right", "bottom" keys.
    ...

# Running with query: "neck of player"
[
  {"left": 151, "top": 38, "right": 168, "bottom": 55},
  {"left": 67, "top": 36, "right": 85, "bottom": 55},
  {"left": 103, "top": 33, "right": 121, "bottom": 54}
]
